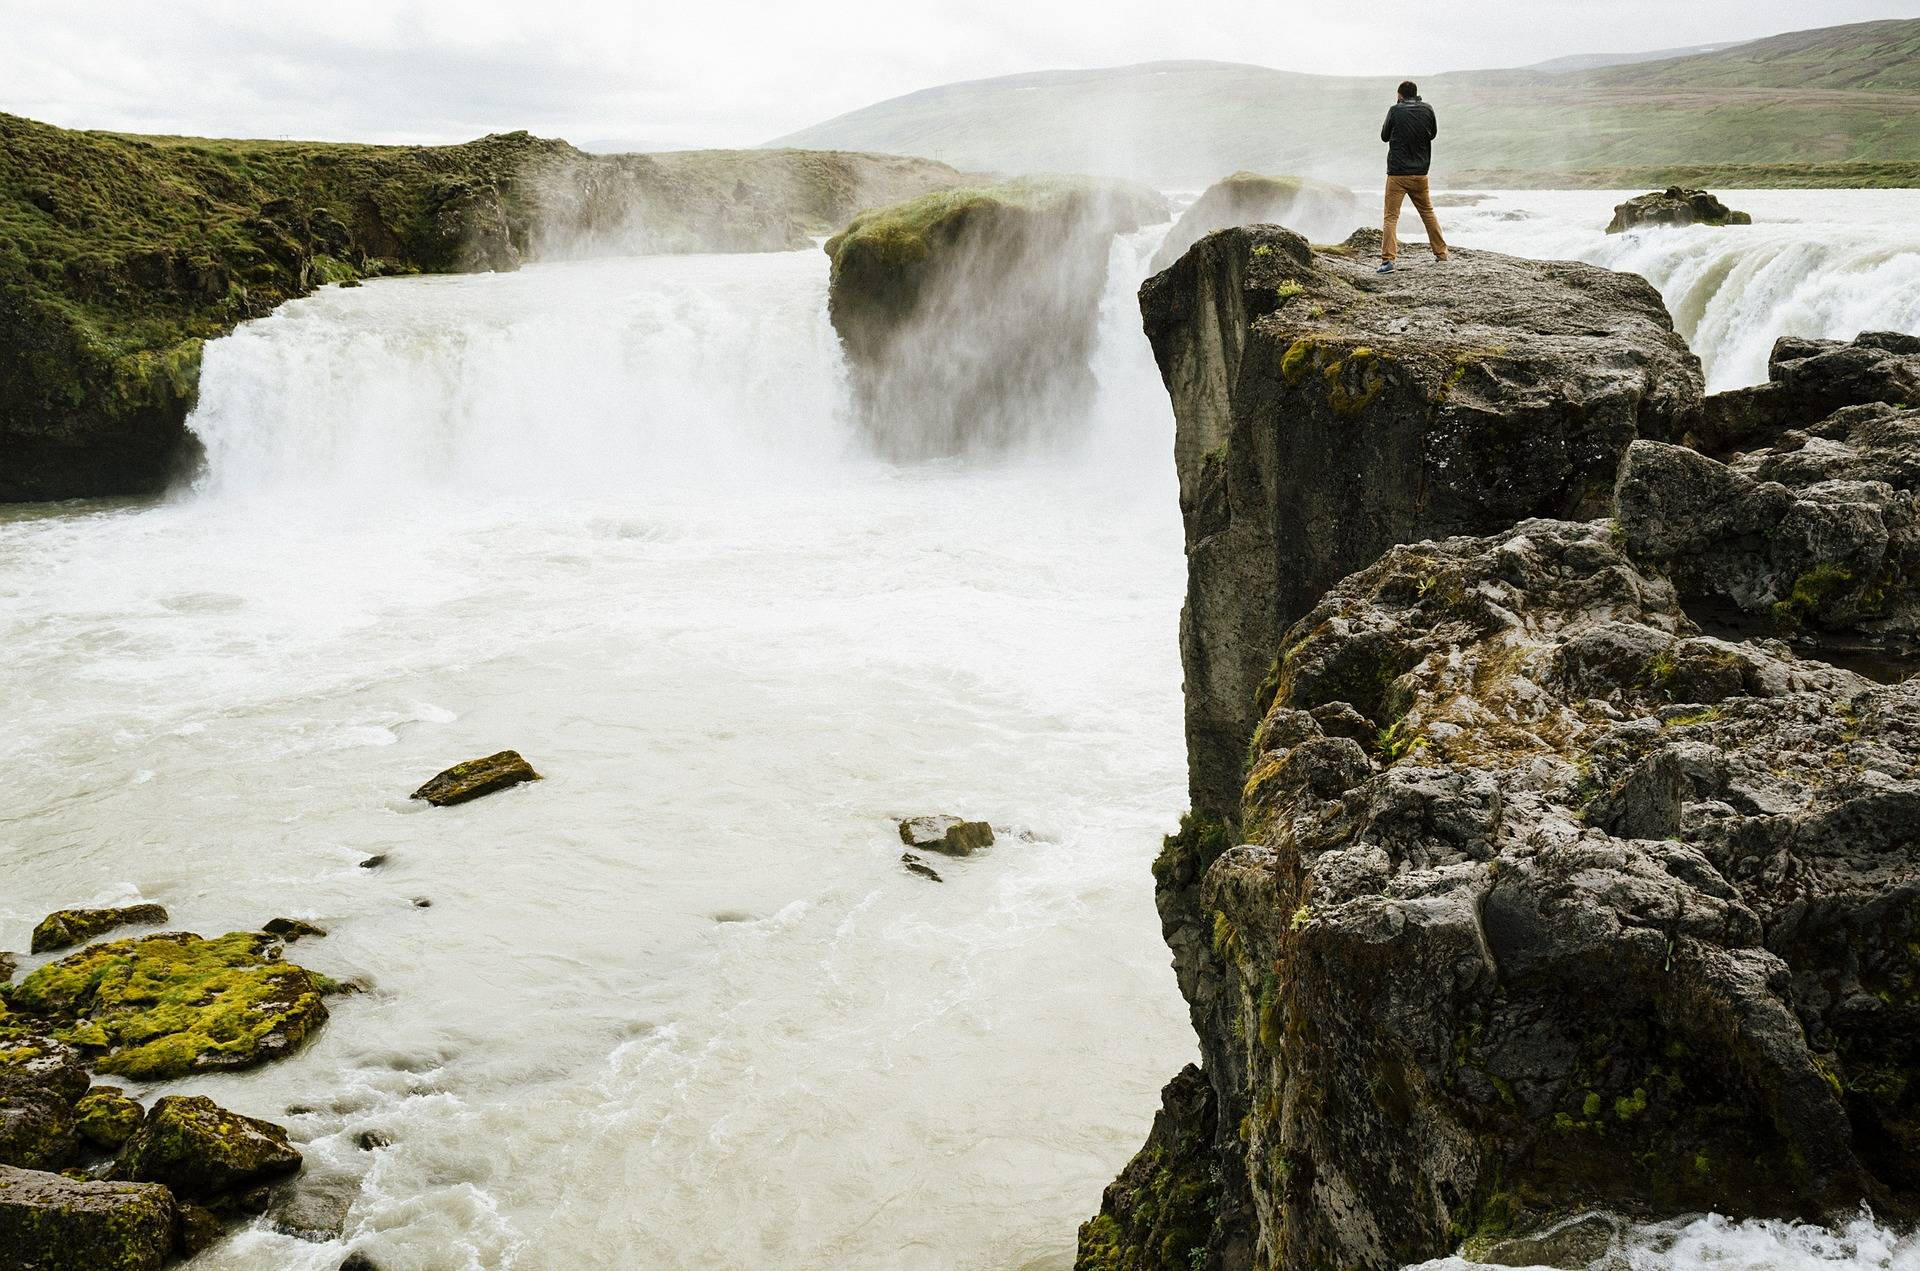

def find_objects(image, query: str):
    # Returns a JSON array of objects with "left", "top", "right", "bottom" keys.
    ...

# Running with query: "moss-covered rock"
[
  {"left": 110, "top": 1094, "right": 301, "bottom": 1204},
  {"left": 6, "top": 931, "right": 329, "bottom": 1080},
  {"left": 0, "top": 1164, "right": 175, "bottom": 1271},
  {"left": 73, "top": 1088, "right": 144, "bottom": 1152},
  {"left": 897, "top": 815, "right": 994, "bottom": 856},
  {"left": 0, "top": 1086, "right": 77, "bottom": 1171},
  {"left": 410, "top": 750, "right": 541, "bottom": 806},
  {"left": 823, "top": 176, "right": 1165, "bottom": 458},
  {"left": 29, "top": 903, "right": 169, "bottom": 954},
  {"left": 1075, "top": 1064, "right": 1227, "bottom": 1270}
]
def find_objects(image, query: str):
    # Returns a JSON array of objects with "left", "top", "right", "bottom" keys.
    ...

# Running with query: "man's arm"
[
  {"left": 1428, "top": 107, "right": 1439, "bottom": 140},
  {"left": 1381, "top": 109, "right": 1394, "bottom": 144}
]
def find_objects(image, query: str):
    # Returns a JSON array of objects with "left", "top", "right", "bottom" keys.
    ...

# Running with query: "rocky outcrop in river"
[
  {"left": 1087, "top": 220, "right": 1920, "bottom": 1269},
  {"left": 1606, "top": 187, "right": 1752, "bottom": 234},
  {"left": 0, "top": 111, "right": 966, "bottom": 501},
  {"left": 1149, "top": 173, "right": 1360, "bottom": 273},
  {"left": 824, "top": 177, "right": 1165, "bottom": 458}
]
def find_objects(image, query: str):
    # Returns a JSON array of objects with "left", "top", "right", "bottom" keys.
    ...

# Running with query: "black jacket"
[{"left": 1381, "top": 98, "right": 1438, "bottom": 176}]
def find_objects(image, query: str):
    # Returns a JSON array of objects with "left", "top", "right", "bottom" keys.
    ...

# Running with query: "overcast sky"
[{"left": 6, "top": 0, "right": 1918, "bottom": 150}]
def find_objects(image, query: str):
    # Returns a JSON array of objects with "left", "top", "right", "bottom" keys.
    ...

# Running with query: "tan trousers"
[{"left": 1383, "top": 175, "right": 1448, "bottom": 261}]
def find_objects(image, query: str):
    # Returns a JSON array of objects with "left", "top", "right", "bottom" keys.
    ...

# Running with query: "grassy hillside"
[
  {"left": 769, "top": 19, "right": 1920, "bottom": 188},
  {"left": 0, "top": 112, "right": 964, "bottom": 501}
]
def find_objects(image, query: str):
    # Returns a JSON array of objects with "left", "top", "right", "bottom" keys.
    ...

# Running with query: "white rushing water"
[{"left": 2, "top": 192, "right": 1917, "bottom": 1270}]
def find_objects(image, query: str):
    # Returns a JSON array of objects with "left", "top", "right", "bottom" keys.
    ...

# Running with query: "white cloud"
[{"left": 3, "top": 0, "right": 1916, "bottom": 148}]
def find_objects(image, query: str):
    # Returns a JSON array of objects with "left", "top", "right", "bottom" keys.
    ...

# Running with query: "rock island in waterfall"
[{"left": 4, "top": 7, "right": 1920, "bottom": 1270}]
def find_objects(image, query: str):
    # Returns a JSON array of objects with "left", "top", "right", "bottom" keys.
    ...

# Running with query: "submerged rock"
[
  {"left": 0, "top": 1165, "right": 175, "bottom": 1271},
  {"left": 824, "top": 177, "right": 1165, "bottom": 458},
  {"left": 900, "top": 853, "right": 944, "bottom": 883},
  {"left": 1141, "top": 223, "right": 1701, "bottom": 822},
  {"left": 268, "top": 1168, "right": 359, "bottom": 1241},
  {"left": 263, "top": 917, "right": 329, "bottom": 941},
  {"left": 6, "top": 931, "right": 330, "bottom": 1080},
  {"left": 112, "top": 1094, "right": 302, "bottom": 1204},
  {"left": 1606, "top": 186, "right": 1752, "bottom": 234},
  {"left": 410, "top": 750, "right": 541, "bottom": 806},
  {"left": 0, "top": 953, "right": 14, "bottom": 984},
  {"left": 1150, "top": 171, "right": 1360, "bottom": 272},
  {"left": 29, "top": 902, "right": 169, "bottom": 954},
  {"left": 897, "top": 815, "right": 995, "bottom": 856}
]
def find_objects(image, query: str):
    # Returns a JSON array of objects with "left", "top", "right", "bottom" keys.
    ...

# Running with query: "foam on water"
[
  {"left": 4, "top": 198, "right": 1918, "bottom": 1269},
  {"left": 1443, "top": 189, "right": 1920, "bottom": 392}
]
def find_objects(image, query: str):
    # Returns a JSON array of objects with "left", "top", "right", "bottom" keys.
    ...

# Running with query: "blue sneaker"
[{"left": 1376, "top": 260, "right": 1395, "bottom": 274}]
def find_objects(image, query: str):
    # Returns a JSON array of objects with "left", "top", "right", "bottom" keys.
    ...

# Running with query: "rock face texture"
[
  {"left": 1606, "top": 187, "right": 1753, "bottom": 234},
  {"left": 825, "top": 178, "right": 1166, "bottom": 458},
  {"left": 0, "top": 110, "right": 966, "bottom": 501},
  {"left": 0, "top": 1165, "right": 176, "bottom": 1271},
  {"left": 1089, "top": 217, "right": 1920, "bottom": 1269},
  {"left": 1149, "top": 172, "right": 1361, "bottom": 273},
  {"left": 112, "top": 1095, "right": 302, "bottom": 1204},
  {"left": 1142, "top": 224, "right": 1701, "bottom": 824}
]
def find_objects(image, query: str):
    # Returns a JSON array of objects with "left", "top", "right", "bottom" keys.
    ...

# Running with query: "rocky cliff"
[
  {"left": 824, "top": 177, "right": 1165, "bottom": 458},
  {"left": 0, "top": 112, "right": 965, "bottom": 501},
  {"left": 1086, "top": 223, "right": 1920, "bottom": 1270},
  {"left": 1142, "top": 225, "right": 1701, "bottom": 826}
]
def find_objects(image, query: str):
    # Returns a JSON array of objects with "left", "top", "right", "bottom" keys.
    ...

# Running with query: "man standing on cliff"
[{"left": 1378, "top": 80, "right": 1448, "bottom": 273}]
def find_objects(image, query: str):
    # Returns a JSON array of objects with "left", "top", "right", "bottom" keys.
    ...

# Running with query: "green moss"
[
  {"left": 1152, "top": 813, "right": 1234, "bottom": 889},
  {"left": 8, "top": 931, "right": 329, "bottom": 1080},
  {"left": 1272, "top": 279, "right": 1304, "bottom": 299},
  {"left": 1280, "top": 338, "right": 1316, "bottom": 386}
]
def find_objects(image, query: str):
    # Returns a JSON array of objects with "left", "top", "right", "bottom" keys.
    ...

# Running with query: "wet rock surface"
[
  {"left": 1693, "top": 331, "right": 1920, "bottom": 457},
  {"left": 1606, "top": 187, "right": 1752, "bottom": 234},
  {"left": 1141, "top": 224, "right": 1701, "bottom": 822},
  {"left": 411, "top": 749, "right": 542, "bottom": 805},
  {"left": 0, "top": 1164, "right": 176, "bottom": 1271},
  {"left": 1093, "top": 244, "right": 1920, "bottom": 1270},
  {"left": 898, "top": 815, "right": 995, "bottom": 856},
  {"left": 4, "top": 930, "right": 330, "bottom": 1079},
  {"left": 30, "top": 903, "right": 169, "bottom": 954},
  {"left": 824, "top": 177, "right": 1165, "bottom": 458},
  {"left": 112, "top": 1094, "right": 302, "bottom": 1205}
]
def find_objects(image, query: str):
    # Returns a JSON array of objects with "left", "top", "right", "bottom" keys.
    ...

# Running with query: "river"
[{"left": 3, "top": 190, "right": 1918, "bottom": 1270}]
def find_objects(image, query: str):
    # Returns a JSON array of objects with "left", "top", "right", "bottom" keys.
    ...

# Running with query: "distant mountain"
[
  {"left": 768, "top": 19, "right": 1920, "bottom": 188},
  {"left": 1522, "top": 43, "right": 1743, "bottom": 74}
]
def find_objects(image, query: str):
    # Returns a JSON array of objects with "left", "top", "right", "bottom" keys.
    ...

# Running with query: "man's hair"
[{"left": 1398, "top": 80, "right": 1419, "bottom": 99}]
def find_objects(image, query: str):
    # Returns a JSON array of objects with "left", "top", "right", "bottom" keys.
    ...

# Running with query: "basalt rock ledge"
[{"left": 1084, "top": 225, "right": 1920, "bottom": 1271}]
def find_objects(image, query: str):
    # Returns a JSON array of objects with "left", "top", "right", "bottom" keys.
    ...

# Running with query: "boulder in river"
[
  {"left": 1141, "top": 223, "right": 1701, "bottom": 823},
  {"left": 30, "top": 902, "right": 169, "bottom": 954},
  {"left": 824, "top": 177, "right": 1166, "bottom": 458},
  {"left": 267, "top": 1168, "right": 360, "bottom": 1241},
  {"left": 411, "top": 750, "right": 541, "bottom": 805},
  {"left": 5, "top": 930, "right": 331, "bottom": 1080},
  {"left": 0, "top": 1084, "right": 77, "bottom": 1171},
  {"left": 1606, "top": 186, "right": 1752, "bottom": 234},
  {"left": 0, "top": 1165, "right": 176, "bottom": 1271},
  {"left": 897, "top": 815, "right": 995, "bottom": 856},
  {"left": 111, "top": 1094, "right": 302, "bottom": 1205},
  {"left": 900, "top": 853, "right": 944, "bottom": 883},
  {"left": 1149, "top": 171, "right": 1360, "bottom": 272},
  {"left": 73, "top": 1086, "right": 144, "bottom": 1151},
  {"left": 0, "top": 953, "right": 14, "bottom": 984}
]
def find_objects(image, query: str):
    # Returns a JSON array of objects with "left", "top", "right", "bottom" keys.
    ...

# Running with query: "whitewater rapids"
[{"left": 1, "top": 191, "right": 1916, "bottom": 1269}]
